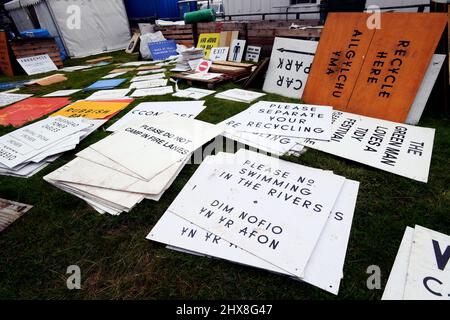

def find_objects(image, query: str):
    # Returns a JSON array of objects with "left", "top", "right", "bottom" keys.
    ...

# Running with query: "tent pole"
[{"left": 43, "top": 0, "right": 71, "bottom": 58}]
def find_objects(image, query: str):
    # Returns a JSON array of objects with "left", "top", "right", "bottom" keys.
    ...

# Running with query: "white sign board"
[
  {"left": 210, "top": 47, "right": 229, "bottom": 62},
  {"left": 299, "top": 111, "right": 435, "bottom": 182},
  {"left": 245, "top": 46, "right": 261, "bottom": 63},
  {"left": 172, "top": 88, "right": 215, "bottom": 100},
  {"left": 405, "top": 54, "right": 446, "bottom": 125},
  {"left": 263, "top": 38, "right": 318, "bottom": 99},
  {"left": 107, "top": 101, "right": 206, "bottom": 132},
  {"left": 131, "top": 86, "right": 173, "bottom": 97},
  {"left": 85, "top": 89, "right": 130, "bottom": 101},
  {"left": 222, "top": 101, "right": 333, "bottom": 141},
  {"left": 0, "top": 93, "right": 33, "bottom": 107},
  {"left": 43, "top": 90, "right": 81, "bottom": 97},
  {"left": 17, "top": 54, "right": 58, "bottom": 75},
  {"left": 228, "top": 40, "right": 246, "bottom": 63},
  {"left": 167, "top": 149, "right": 346, "bottom": 278},
  {"left": 403, "top": 226, "right": 450, "bottom": 300}
]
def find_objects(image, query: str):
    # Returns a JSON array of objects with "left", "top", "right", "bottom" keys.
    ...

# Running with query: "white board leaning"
[
  {"left": 263, "top": 38, "right": 318, "bottom": 99},
  {"left": 17, "top": 54, "right": 58, "bottom": 75}
]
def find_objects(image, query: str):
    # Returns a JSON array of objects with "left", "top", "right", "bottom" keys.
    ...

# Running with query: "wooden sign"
[
  {"left": 197, "top": 33, "right": 221, "bottom": 59},
  {"left": 219, "top": 31, "right": 238, "bottom": 47},
  {"left": 347, "top": 13, "right": 448, "bottom": 122},
  {"left": 125, "top": 33, "right": 141, "bottom": 54},
  {"left": 303, "top": 13, "right": 448, "bottom": 123},
  {"left": 0, "top": 31, "right": 14, "bottom": 77},
  {"left": 303, "top": 13, "right": 374, "bottom": 108}
]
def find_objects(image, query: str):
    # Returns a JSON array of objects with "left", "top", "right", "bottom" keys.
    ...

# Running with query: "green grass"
[{"left": 0, "top": 51, "right": 449, "bottom": 300}]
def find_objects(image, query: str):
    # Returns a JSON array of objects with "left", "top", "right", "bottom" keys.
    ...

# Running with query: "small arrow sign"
[{"left": 277, "top": 48, "right": 316, "bottom": 56}]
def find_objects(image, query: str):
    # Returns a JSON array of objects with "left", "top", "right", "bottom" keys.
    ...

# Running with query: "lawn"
[{"left": 0, "top": 50, "right": 449, "bottom": 300}]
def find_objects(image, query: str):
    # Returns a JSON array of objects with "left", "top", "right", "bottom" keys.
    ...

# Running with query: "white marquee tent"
[{"left": 5, "top": 0, "right": 131, "bottom": 58}]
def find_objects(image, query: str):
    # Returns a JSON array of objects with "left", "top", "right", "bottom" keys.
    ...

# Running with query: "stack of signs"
[
  {"left": 0, "top": 198, "right": 33, "bottom": 233},
  {"left": 84, "top": 79, "right": 127, "bottom": 92},
  {"left": 299, "top": 111, "right": 435, "bottom": 182},
  {"left": 85, "top": 89, "right": 131, "bottom": 101},
  {"left": 263, "top": 38, "right": 318, "bottom": 99},
  {"left": 302, "top": 13, "right": 448, "bottom": 122},
  {"left": 245, "top": 46, "right": 261, "bottom": 63},
  {"left": 147, "top": 149, "right": 359, "bottom": 295},
  {"left": 382, "top": 225, "right": 450, "bottom": 300},
  {"left": 17, "top": 54, "right": 58, "bottom": 75},
  {"left": 173, "top": 48, "right": 204, "bottom": 72},
  {"left": 0, "top": 117, "right": 96, "bottom": 177},
  {"left": 60, "top": 65, "right": 92, "bottom": 72},
  {"left": 173, "top": 88, "right": 215, "bottom": 100},
  {"left": 215, "top": 89, "right": 265, "bottom": 103},
  {"left": 0, "top": 93, "right": 33, "bottom": 107},
  {"left": 197, "top": 33, "right": 220, "bottom": 59},
  {"left": 106, "top": 101, "right": 207, "bottom": 132},
  {"left": 0, "top": 97, "right": 71, "bottom": 127},
  {"left": 52, "top": 100, "right": 133, "bottom": 120},
  {"left": 228, "top": 40, "right": 246, "bottom": 63},
  {"left": 148, "top": 40, "right": 178, "bottom": 61},
  {"left": 219, "top": 101, "right": 332, "bottom": 155},
  {"left": 210, "top": 47, "right": 229, "bottom": 62},
  {"left": 44, "top": 114, "right": 223, "bottom": 215}
]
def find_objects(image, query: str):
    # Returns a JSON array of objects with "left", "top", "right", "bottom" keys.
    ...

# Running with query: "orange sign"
[
  {"left": 0, "top": 31, "right": 14, "bottom": 77},
  {"left": 0, "top": 97, "right": 71, "bottom": 127},
  {"left": 303, "top": 13, "right": 448, "bottom": 123}
]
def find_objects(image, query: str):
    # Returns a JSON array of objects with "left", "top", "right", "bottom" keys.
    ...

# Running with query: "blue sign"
[
  {"left": 148, "top": 40, "right": 178, "bottom": 61},
  {"left": 84, "top": 79, "right": 127, "bottom": 92}
]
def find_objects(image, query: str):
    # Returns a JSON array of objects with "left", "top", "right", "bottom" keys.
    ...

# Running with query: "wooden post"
[{"left": 429, "top": 0, "right": 449, "bottom": 118}]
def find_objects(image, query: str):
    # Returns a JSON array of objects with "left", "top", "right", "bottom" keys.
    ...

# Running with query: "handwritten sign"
[
  {"left": 210, "top": 47, "right": 229, "bottom": 62},
  {"left": 263, "top": 38, "right": 317, "bottom": 99},
  {"left": 52, "top": 100, "right": 132, "bottom": 119},
  {"left": 300, "top": 111, "right": 435, "bottom": 182},
  {"left": 197, "top": 33, "right": 220, "bottom": 59}
]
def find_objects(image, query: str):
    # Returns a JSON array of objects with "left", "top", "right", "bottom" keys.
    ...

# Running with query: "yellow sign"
[
  {"left": 51, "top": 100, "right": 132, "bottom": 119},
  {"left": 197, "top": 33, "right": 220, "bottom": 59}
]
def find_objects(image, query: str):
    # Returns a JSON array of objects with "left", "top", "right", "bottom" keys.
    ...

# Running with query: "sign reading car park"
[{"left": 263, "top": 38, "right": 317, "bottom": 99}]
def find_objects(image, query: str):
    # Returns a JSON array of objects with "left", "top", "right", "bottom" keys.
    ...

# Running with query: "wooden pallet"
[
  {"left": 155, "top": 25, "right": 195, "bottom": 47},
  {"left": 173, "top": 71, "right": 250, "bottom": 89},
  {"left": 11, "top": 38, "right": 63, "bottom": 68}
]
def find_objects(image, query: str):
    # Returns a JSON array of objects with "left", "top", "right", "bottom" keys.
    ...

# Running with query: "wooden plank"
[
  {"left": 86, "top": 56, "right": 113, "bottom": 64},
  {"left": 346, "top": 13, "right": 448, "bottom": 122},
  {"left": 302, "top": 13, "right": 376, "bottom": 109},
  {"left": 275, "top": 28, "right": 322, "bottom": 38},
  {"left": 0, "top": 31, "right": 14, "bottom": 76},
  {"left": 209, "top": 64, "right": 250, "bottom": 75},
  {"left": 212, "top": 60, "right": 253, "bottom": 68}
]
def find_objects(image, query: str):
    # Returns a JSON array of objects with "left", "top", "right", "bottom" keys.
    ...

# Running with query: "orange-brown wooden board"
[
  {"left": 0, "top": 31, "right": 14, "bottom": 76},
  {"left": 302, "top": 13, "right": 376, "bottom": 109},
  {"left": 347, "top": 13, "right": 448, "bottom": 122}
]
